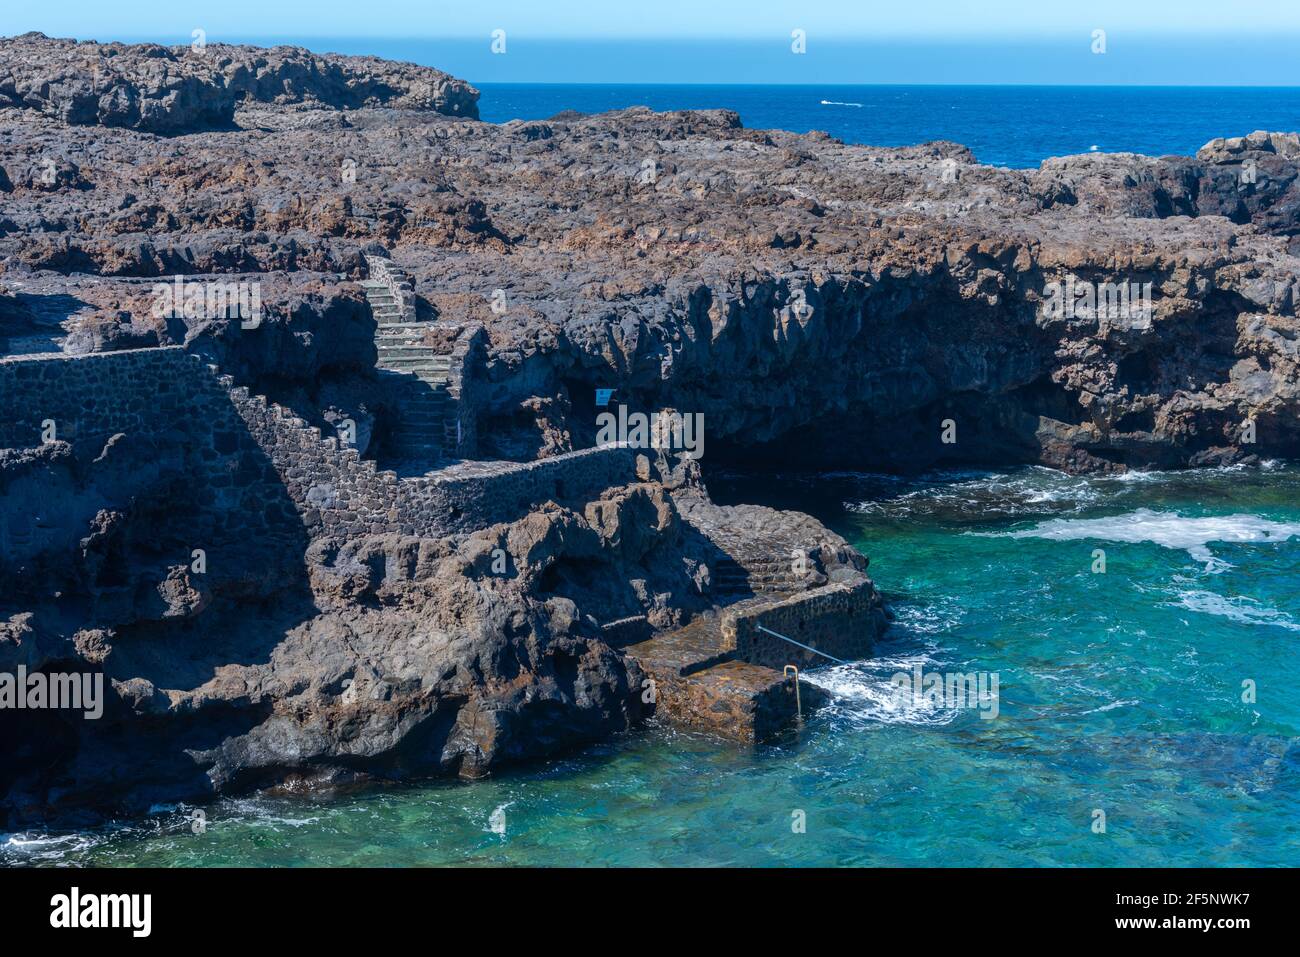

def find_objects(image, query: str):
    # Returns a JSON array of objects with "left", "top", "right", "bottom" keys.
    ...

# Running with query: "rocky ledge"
[
  {"left": 1, "top": 36, "right": 1297, "bottom": 827},
  {"left": 0, "top": 32, "right": 479, "bottom": 134}
]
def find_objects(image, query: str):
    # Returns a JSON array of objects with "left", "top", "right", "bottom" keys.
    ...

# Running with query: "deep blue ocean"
[
  {"left": 111, "top": 35, "right": 1300, "bottom": 164},
  {"left": 476, "top": 84, "right": 1300, "bottom": 168}
]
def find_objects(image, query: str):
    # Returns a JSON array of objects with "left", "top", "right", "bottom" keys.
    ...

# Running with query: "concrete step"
[
  {"left": 392, "top": 404, "right": 450, "bottom": 419},
  {"left": 382, "top": 373, "right": 453, "bottom": 388},
  {"left": 398, "top": 415, "right": 448, "bottom": 429},
  {"left": 393, "top": 389, "right": 451, "bottom": 403},
  {"left": 379, "top": 363, "right": 453, "bottom": 380},
  {"left": 397, "top": 393, "right": 449, "bottom": 407},
  {"left": 379, "top": 359, "right": 453, "bottom": 373},
  {"left": 378, "top": 352, "right": 450, "bottom": 365},
  {"left": 377, "top": 346, "right": 454, "bottom": 361},
  {"left": 624, "top": 620, "right": 827, "bottom": 743},
  {"left": 662, "top": 659, "right": 825, "bottom": 743},
  {"left": 385, "top": 375, "right": 450, "bottom": 393},
  {"left": 375, "top": 322, "right": 430, "bottom": 334},
  {"left": 714, "top": 559, "right": 752, "bottom": 594},
  {"left": 623, "top": 616, "right": 734, "bottom": 677}
]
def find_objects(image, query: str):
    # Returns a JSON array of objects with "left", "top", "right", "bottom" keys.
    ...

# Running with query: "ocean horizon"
[
  {"left": 35, "top": 35, "right": 1300, "bottom": 166},
  {"left": 474, "top": 82, "right": 1300, "bottom": 167}
]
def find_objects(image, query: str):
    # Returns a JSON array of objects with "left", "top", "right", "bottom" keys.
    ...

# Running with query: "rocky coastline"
[{"left": 2, "top": 34, "right": 1298, "bottom": 828}]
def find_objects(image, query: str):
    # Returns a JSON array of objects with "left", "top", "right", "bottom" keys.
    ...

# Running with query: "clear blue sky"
[{"left": 4, "top": 1, "right": 1300, "bottom": 84}]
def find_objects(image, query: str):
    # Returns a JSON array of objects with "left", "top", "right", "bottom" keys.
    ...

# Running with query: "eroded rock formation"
[
  {"left": 1, "top": 34, "right": 1296, "bottom": 826},
  {"left": 2, "top": 52, "right": 1297, "bottom": 472},
  {"left": 0, "top": 32, "right": 479, "bottom": 133}
]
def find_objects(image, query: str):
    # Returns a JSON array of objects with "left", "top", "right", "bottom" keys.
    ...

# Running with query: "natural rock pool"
[{"left": 7, "top": 464, "right": 1298, "bottom": 866}]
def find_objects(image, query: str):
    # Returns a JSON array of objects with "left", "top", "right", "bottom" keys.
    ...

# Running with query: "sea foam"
[
  {"left": 1171, "top": 589, "right": 1300, "bottom": 632},
  {"left": 804, "top": 601, "right": 964, "bottom": 727},
  {"left": 805, "top": 656, "right": 961, "bottom": 727},
  {"left": 978, "top": 509, "right": 1300, "bottom": 564}
]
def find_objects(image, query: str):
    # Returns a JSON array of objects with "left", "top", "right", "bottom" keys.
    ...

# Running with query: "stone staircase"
[
  {"left": 712, "top": 554, "right": 805, "bottom": 596},
  {"left": 623, "top": 604, "right": 827, "bottom": 743},
  {"left": 362, "top": 255, "right": 461, "bottom": 473}
]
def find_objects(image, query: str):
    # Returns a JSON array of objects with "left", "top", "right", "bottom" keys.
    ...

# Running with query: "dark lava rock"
[{"left": 0, "top": 33, "right": 479, "bottom": 134}]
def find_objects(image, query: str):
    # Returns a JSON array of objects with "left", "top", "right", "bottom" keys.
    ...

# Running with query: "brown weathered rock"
[{"left": 0, "top": 32, "right": 479, "bottom": 133}]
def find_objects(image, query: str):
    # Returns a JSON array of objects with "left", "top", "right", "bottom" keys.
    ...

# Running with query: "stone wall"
[
  {"left": 0, "top": 347, "right": 303, "bottom": 559},
  {"left": 0, "top": 347, "right": 204, "bottom": 450},
  {"left": 443, "top": 323, "right": 485, "bottom": 459},
  {"left": 723, "top": 578, "right": 885, "bottom": 670},
  {"left": 1, "top": 347, "right": 639, "bottom": 546},
  {"left": 397, "top": 446, "right": 637, "bottom": 534}
]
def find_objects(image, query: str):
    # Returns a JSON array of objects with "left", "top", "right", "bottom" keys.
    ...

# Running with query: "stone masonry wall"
[
  {"left": 723, "top": 578, "right": 885, "bottom": 670},
  {"left": 0, "top": 347, "right": 303, "bottom": 558},
  {"left": 443, "top": 323, "right": 484, "bottom": 459},
  {"left": 398, "top": 446, "right": 638, "bottom": 534},
  {"left": 1, "top": 347, "right": 639, "bottom": 544},
  {"left": 0, "top": 347, "right": 205, "bottom": 449}
]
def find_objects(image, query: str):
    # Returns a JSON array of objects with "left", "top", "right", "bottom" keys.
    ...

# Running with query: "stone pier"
[{"left": 623, "top": 494, "right": 888, "bottom": 743}]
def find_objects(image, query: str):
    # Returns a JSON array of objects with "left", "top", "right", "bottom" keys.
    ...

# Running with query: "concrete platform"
[
  {"left": 624, "top": 612, "right": 829, "bottom": 743},
  {"left": 622, "top": 563, "right": 885, "bottom": 742}
]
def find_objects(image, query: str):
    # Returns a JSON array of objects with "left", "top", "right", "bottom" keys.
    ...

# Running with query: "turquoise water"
[{"left": 5, "top": 465, "right": 1300, "bottom": 866}]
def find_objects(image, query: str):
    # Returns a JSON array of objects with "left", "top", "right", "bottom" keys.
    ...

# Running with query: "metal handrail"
[
  {"left": 783, "top": 665, "right": 803, "bottom": 722},
  {"left": 756, "top": 624, "right": 846, "bottom": 664}
]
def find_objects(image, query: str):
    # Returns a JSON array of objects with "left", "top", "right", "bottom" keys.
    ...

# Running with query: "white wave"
[
  {"left": 842, "top": 464, "right": 1300, "bottom": 522},
  {"left": 1, "top": 830, "right": 100, "bottom": 863},
  {"left": 847, "top": 468, "right": 1103, "bottom": 518},
  {"left": 977, "top": 509, "right": 1300, "bottom": 564},
  {"left": 803, "top": 612, "right": 964, "bottom": 727},
  {"left": 890, "top": 597, "right": 963, "bottom": 636},
  {"left": 3, "top": 832, "right": 83, "bottom": 849},
  {"left": 252, "top": 815, "right": 320, "bottom": 828},
  {"left": 1105, "top": 469, "right": 1170, "bottom": 483},
  {"left": 820, "top": 99, "right": 864, "bottom": 107},
  {"left": 806, "top": 658, "right": 960, "bottom": 727},
  {"left": 1171, "top": 590, "right": 1300, "bottom": 632},
  {"left": 221, "top": 798, "right": 322, "bottom": 828}
]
